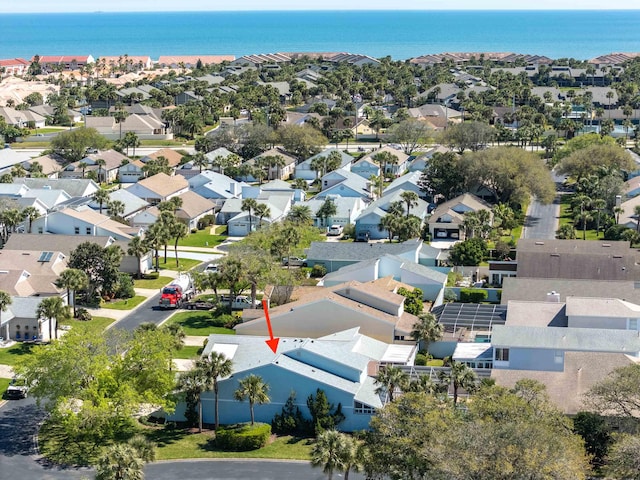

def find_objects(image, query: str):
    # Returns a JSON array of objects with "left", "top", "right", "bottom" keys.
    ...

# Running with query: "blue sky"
[{"left": 0, "top": 0, "right": 635, "bottom": 13}]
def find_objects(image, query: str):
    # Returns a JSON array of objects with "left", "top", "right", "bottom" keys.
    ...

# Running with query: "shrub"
[
  {"left": 310, "top": 264, "right": 327, "bottom": 278},
  {"left": 272, "top": 391, "right": 307, "bottom": 434},
  {"left": 215, "top": 423, "right": 271, "bottom": 451},
  {"left": 191, "top": 228, "right": 198, "bottom": 234},
  {"left": 144, "top": 272, "right": 160, "bottom": 280},
  {"left": 459, "top": 288, "right": 488, "bottom": 303},
  {"left": 197, "top": 214, "right": 216, "bottom": 230},
  {"left": 414, "top": 353, "right": 429, "bottom": 366},
  {"left": 114, "top": 273, "right": 135, "bottom": 299},
  {"left": 75, "top": 308, "right": 92, "bottom": 322}
]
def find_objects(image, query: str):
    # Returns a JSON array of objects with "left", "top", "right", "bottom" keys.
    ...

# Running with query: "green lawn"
[
  {"left": 0, "top": 377, "right": 10, "bottom": 396},
  {"left": 101, "top": 296, "right": 148, "bottom": 310},
  {"left": 145, "top": 428, "right": 313, "bottom": 461},
  {"left": 134, "top": 276, "right": 173, "bottom": 289},
  {"left": 0, "top": 343, "right": 37, "bottom": 366},
  {"left": 165, "top": 311, "right": 235, "bottom": 336},
  {"left": 559, "top": 195, "right": 602, "bottom": 240},
  {"left": 173, "top": 345, "right": 204, "bottom": 359},
  {"left": 62, "top": 316, "right": 115, "bottom": 335},
  {"left": 157, "top": 257, "right": 202, "bottom": 271},
  {"left": 177, "top": 229, "right": 227, "bottom": 248}
]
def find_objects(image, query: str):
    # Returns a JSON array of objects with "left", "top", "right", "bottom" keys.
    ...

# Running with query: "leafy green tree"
[
  {"left": 50, "top": 127, "right": 108, "bottom": 162},
  {"left": 397, "top": 287, "right": 423, "bottom": 316},
  {"left": 386, "top": 119, "right": 432, "bottom": 155},
  {"left": 68, "top": 241, "right": 123, "bottom": 300},
  {"left": 586, "top": 363, "right": 640, "bottom": 419},
  {"left": 605, "top": 434, "right": 640, "bottom": 480},
  {"left": 197, "top": 352, "right": 233, "bottom": 430},
  {"left": 443, "top": 121, "right": 494, "bottom": 153},
  {"left": 316, "top": 198, "right": 337, "bottom": 228},
  {"left": 572, "top": 411, "right": 611, "bottom": 469},
  {"left": 234, "top": 374, "right": 270, "bottom": 425},
  {"left": 0, "top": 290, "right": 12, "bottom": 341},
  {"left": 448, "top": 237, "right": 488, "bottom": 266},
  {"left": 55, "top": 268, "right": 88, "bottom": 318},
  {"left": 558, "top": 144, "right": 634, "bottom": 181},
  {"left": 418, "top": 151, "right": 467, "bottom": 201},
  {"left": 277, "top": 124, "right": 327, "bottom": 159}
]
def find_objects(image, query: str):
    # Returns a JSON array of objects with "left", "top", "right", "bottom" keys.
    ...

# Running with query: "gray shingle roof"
[{"left": 307, "top": 239, "right": 421, "bottom": 262}]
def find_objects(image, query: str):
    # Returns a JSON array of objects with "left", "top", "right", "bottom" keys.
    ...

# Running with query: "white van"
[{"left": 328, "top": 224, "right": 344, "bottom": 236}]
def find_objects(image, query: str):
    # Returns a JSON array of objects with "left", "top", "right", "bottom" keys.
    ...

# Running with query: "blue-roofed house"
[
  {"left": 187, "top": 170, "right": 247, "bottom": 209},
  {"left": 167, "top": 328, "right": 416, "bottom": 431},
  {"left": 316, "top": 170, "right": 373, "bottom": 202},
  {"left": 294, "top": 148, "right": 354, "bottom": 181},
  {"left": 354, "top": 190, "right": 429, "bottom": 241},
  {"left": 407, "top": 146, "right": 451, "bottom": 172},
  {"left": 89, "top": 188, "right": 149, "bottom": 220},
  {"left": 296, "top": 195, "right": 367, "bottom": 229},
  {"left": 382, "top": 170, "right": 424, "bottom": 199},
  {"left": 351, "top": 147, "right": 410, "bottom": 180},
  {"left": 322, "top": 254, "right": 449, "bottom": 301},
  {"left": 260, "top": 179, "right": 306, "bottom": 203},
  {"left": 350, "top": 156, "right": 380, "bottom": 180},
  {"left": 227, "top": 192, "right": 293, "bottom": 236}
]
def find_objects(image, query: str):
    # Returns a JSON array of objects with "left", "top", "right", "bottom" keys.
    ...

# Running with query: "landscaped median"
[
  {"left": 163, "top": 310, "right": 236, "bottom": 336},
  {"left": 101, "top": 295, "right": 148, "bottom": 310}
]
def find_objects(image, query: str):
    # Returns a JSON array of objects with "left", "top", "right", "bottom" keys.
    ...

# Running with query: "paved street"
[{"left": 522, "top": 195, "right": 561, "bottom": 240}]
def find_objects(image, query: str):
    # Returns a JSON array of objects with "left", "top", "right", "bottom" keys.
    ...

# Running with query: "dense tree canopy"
[
  {"left": 50, "top": 127, "right": 109, "bottom": 162},
  {"left": 557, "top": 144, "right": 635, "bottom": 181}
]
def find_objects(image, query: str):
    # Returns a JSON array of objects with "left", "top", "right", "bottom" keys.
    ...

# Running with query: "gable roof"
[
  {"left": 144, "top": 148, "right": 184, "bottom": 167},
  {"left": 14, "top": 177, "right": 99, "bottom": 198},
  {"left": 176, "top": 190, "right": 215, "bottom": 219},
  {"left": 131, "top": 172, "right": 188, "bottom": 197},
  {"left": 307, "top": 239, "right": 422, "bottom": 262}
]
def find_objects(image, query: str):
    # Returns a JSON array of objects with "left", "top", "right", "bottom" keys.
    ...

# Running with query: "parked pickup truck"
[
  {"left": 5, "top": 376, "right": 28, "bottom": 399},
  {"left": 281, "top": 256, "right": 307, "bottom": 267},
  {"left": 219, "top": 295, "right": 262, "bottom": 310}
]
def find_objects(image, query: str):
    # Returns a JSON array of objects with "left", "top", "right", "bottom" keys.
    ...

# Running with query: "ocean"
[{"left": 1, "top": 10, "right": 640, "bottom": 61}]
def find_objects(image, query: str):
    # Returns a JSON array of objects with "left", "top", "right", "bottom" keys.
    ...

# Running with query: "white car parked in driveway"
[{"left": 327, "top": 224, "right": 344, "bottom": 236}]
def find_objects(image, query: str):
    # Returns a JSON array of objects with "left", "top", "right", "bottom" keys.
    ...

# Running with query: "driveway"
[{"left": 522, "top": 195, "right": 561, "bottom": 240}]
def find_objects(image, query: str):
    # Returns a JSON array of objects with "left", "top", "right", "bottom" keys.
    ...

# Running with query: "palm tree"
[
  {"left": 254, "top": 203, "right": 271, "bottom": 230},
  {"left": 374, "top": 366, "right": 409, "bottom": 403},
  {"left": 171, "top": 221, "right": 188, "bottom": 268},
  {"left": 593, "top": 198, "right": 607, "bottom": 237},
  {"left": 233, "top": 374, "right": 270, "bottom": 425},
  {"left": 197, "top": 351, "right": 233, "bottom": 430},
  {"left": 36, "top": 296, "right": 70, "bottom": 341},
  {"left": 634, "top": 205, "right": 640, "bottom": 233},
  {"left": 399, "top": 191, "right": 419, "bottom": 218},
  {"left": 143, "top": 222, "right": 164, "bottom": 272},
  {"left": 113, "top": 105, "right": 129, "bottom": 140},
  {"left": 127, "top": 236, "right": 148, "bottom": 279},
  {"left": 93, "top": 188, "right": 110, "bottom": 215},
  {"left": 0, "top": 290, "right": 12, "bottom": 341},
  {"left": 95, "top": 158, "right": 107, "bottom": 183},
  {"left": 177, "top": 368, "right": 208, "bottom": 432},
  {"left": 287, "top": 205, "right": 312, "bottom": 225},
  {"left": 192, "top": 152, "right": 208, "bottom": 172},
  {"left": 575, "top": 210, "right": 593, "bottom": 240},
  {"left": 439, "top": 360, "right": 477, "bottom": 405},
  {"left": 292, "top": 178, "right": 309, "bottom": 191},
  {"left": 22, "top": 206, "right": 40, "bottom": 233},
  {"left": 126, "top": 434, "right": 156, "bottom": 463},
  {"left": 95, "top": 443, "right": 144, "bottom": 480},
  {"left": 411, "top": 313, "right": 444, "bottom": 352},
  {"left": 55, "top": 268, "right": 88, "bottom": 318},
  {"left": 107, "top": 199, "right": 125, "bottom": 219},
  {"left": 78, "top": 161, "right": 87, "bottom": 178},
  {"left": 311, "top": 430, "right": 356, "bottom": 480},
  {"left": 241, "top": 198, "right": 258, "bottom": 234},
  {"left": 614, "top": 206, "right": 625, "bottom": 224},
  {"left": 556, "top": 224, "right": 577, "bottom": 240}
]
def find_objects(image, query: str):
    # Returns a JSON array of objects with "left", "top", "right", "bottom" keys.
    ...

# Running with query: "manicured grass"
[
  {"left": 134, "top": 276, "right": 173, "bottom": 289},
  {"left": 177, "top": 229, "right": 227, "bottom": 248},
  {"left": 145, "top": 428, "right": 313, "bottom": 460},
  {"left": 173, "top": 345, "right": 204, "bottom": 359},
  {"left": 0, "top": 343, "right": 37, "bottom": 366},
  {"left": 165, "top": 311, "right": 235, "bottom": 336},
  {"left": 62, "top": 316, "right": 115, "bottom": 335},
  {"left": 158, "top": 257, "right": 202, "bottom": 271},
  {"left": 0, "top": 377, "right": 10, "bottom": 396},
  {"left": 101, "top": 295, "right": 148, "bottom": 310},
  {"left": 559, "top": 195, "right": 602, "bottom": 240},
  {"left": 139, "top": 139, "right": 195, "bottom": 146},
  {"left": 427, "top": 359, "right": 445, "bottom": 367}
]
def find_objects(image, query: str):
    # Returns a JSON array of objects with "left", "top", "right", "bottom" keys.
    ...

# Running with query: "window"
[
  {"left": 38, "top": 251, "right": 54, "bottom": 262},
  {"left": 495, "top": 348, "right": 510, "bottom": 362},
  {"left": 629, "top": 319, "right": 639, "bottom": 331},
  {"left": 37, "top": 227, "right": 43, "bottom": 234},
  {"left": 74, "top": 227, "right": 80, "bottom": 235},
  {"left": 394, "top": 335, "right": 405, "bottom": 341},
  {"left": 86, "top": 227, "right": 91, "bottom": 235},
  {"left": 554, "top": 351, "right": 563, "bottom": 364},
  {"left": 354, "top": 401, "right": 375, "bottom": 415}
]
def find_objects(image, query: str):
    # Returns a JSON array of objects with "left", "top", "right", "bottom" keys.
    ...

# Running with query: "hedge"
[
  {"left": 459, "top": 288, "right": 488, "bottom": 303},
  {"left": 215, "top": 422, "right": 271, "bottom": 451}
]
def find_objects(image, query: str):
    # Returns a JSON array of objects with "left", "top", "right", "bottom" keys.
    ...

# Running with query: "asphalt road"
[
  {"left": 522, "top": 195, "right": 561, "bottom": 240},
  {"left": 0, "top": 399, "right": 365, "bottom": 480}
]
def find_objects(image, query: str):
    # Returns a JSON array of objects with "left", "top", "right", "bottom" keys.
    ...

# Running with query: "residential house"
[
  {"left": 349, "top": 156, "right": 381, "bottom": 180},
  {"left": 355, "top": 190, "right": 429, "bottom": 241},
  {"left": 14, "top": 197, "right": 49, "bottom": 219},
  {"left": 35, "top": 55, "right": 95, "bottom": 71},
  {"left": 0, "top": 148, "right": 33, "bottom": 175},
  {"left": 407, "top": 103, "right": 463, "bottom": 130},
  {"left": 187, "top": 170, "right": 247, "bottom": 208},
  {"left": 294, "top": 148, "right": 354, "bottom": 181},
  {"left": 618, "top": 194, "right": 640, "bottom": 230},
  {"left": 21, "top": 154, "right": 65, "bottom": 178},
  {"left": 0, "top": 183, "right": 31, "bottom": 198},
  {"left": 22, "top": 189, "right": 72, "bottom": 210},
  {"left": 490, "top": 296, "right": 640, "bottom": 414},
  {"left": 0, "top": 249, "right": 66, "bottom": 299},
  {"left": 125, "top": 172, "right": 189, "bottom": 205},
  {"left": 306, "top": 239, "right": 425, "bottom": 273},
  {"left": 296, "top": 196, "right": 367, "bottom": 229},
  {"left": 167, "top": 328, "right": 415, "bottom": 431},
  {"left": 327, "top": 52, "right": 381, "bottom": 67},
  {"left": 260, "top": 179, "right": 306, "bottom": 203},
  {"left": 428, "top": 193, "right": 493, "bottom": 240},
  {"left": 129, "top": 206, "right": 161, "bottom": 229},
  {"left": 60, "top": 149, "right": 128, "bottom": 183},
  {"left": 85, "top": 114, "right": 166, "bottom": 138},
  {"left": 4, "top": 233, "right": 152, "bottom": 277},
  {"left": 174, "top": 191, "right": 216, "bottom": 231},
  {"left": 142, "top": 148, "right": 184, "bottom": 170},
  {"left": 316, "top": 170, "right": 373, "bottom": 202},
  {"left": 14, "top": 177, "right": 100, "bottom": 198},
  {"left": 227, "top": 192, "right": 292, "bottom": 236},
  {"left": 31, "top": 205, "right": 137, "bottom": 241},
  {"left": 322, "top": 255, "right": 449, "bottom": 301},
  {"left": 118, "top": 160, "right": 146, "bottom": 183},
  {"left": 382, "top": 171, "right": 424, "bottom": 198},
  {"left": 28, "top": 104, "right": 82, "bottom": 124},
  {"left": 0, "top": 58, "right": 30, "bottom": 77},
  {"left": 246, "top": 148, "right": 298, "bottom": 181},
  {"left": 237, "top": 280, "right": 420, "bottom": 344},
  {"left": 0, "top": 297, "right": 60, "bottom": 343},
  {"left": 203, "top": 147, "right": 236, "bottom": 172},
  {"left": 407, "top": 146, "right": 450, "bottom": 172},
  {"left": 89, "top": 188, "right": 149, "bottom": 220},
  {"left": 514, "top": 239, "right": 640, "bottom": 280}
]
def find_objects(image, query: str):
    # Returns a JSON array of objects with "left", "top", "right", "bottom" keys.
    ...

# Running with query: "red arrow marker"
[{"left": 262, "top": 299, "right": 279, "bottom": 353}]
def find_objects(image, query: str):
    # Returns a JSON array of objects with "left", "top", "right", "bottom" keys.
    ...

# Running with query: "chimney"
[
  {"left": 546, "top": 291, "right": 561, "bottom": 303},
  {"left": 229, "top": 182, "right": 239, "bottom": 196},
  {"left": 616, "top": 195, "right": 622, "bottom": 208}
]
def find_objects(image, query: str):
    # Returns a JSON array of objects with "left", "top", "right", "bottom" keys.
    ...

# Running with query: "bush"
[
  {"left": 75, "top": 308, "right": 92, "bottom": 322},
  {"left": 310, "top": 264, "right": 327, "bottom": 278},
  {"left": 415, "top": 353, "right": 433, "bottom": 366},
  {"left": 215, "top": 423, "right": 271, "bottom": 451},
  {"left": 114, "top": 273, "right": 135, "bottom": 299},
  {"left": 197, "top": 214, "right": 216, "bottom": 230},
  {"left": 272, "top": 391, "right": 307, "bottom": 435},
  {"left": 459, "top": 288, "right": 488, "bottom": 303},
  {"left": 144, "top": 272, "right": 160, "bottom": 280}
]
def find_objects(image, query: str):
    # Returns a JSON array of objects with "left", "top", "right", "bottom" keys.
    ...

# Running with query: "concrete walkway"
[{"left": 184, "top": 335, "right": 208, "bottom": 346}]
